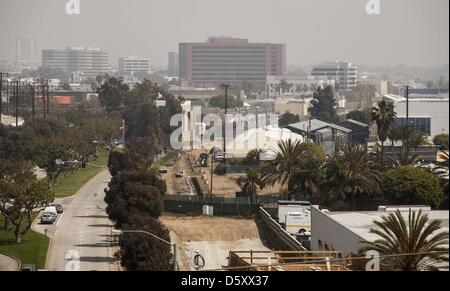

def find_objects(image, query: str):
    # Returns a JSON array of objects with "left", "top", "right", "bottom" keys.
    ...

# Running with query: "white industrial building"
[
  {"left": 311, "top": 206, "right": 449, "bottom": 260},
  {"left": 311, "top": 61, "right": 358, "bottom": 92},
  {"left": 383, "top": 94, "right": 449, "bottom": 137}
]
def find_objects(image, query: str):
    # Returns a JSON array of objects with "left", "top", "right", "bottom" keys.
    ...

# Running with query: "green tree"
[
  {"left": 208, "top": 95, "right": 243, "bottom": 109},
  {"left": 118, "top": 215, "right": 173, "bottom": 271},
  {"left": 433, "top": 134, "right": 449, "bottom": 150},
  {"left": 346, "top": 110, "right": 372, "bottom": 124},
  {"left": 383, "top": 166, "right": 443, "bottom": 209},
  {"left": 323, "top": 144, "right": 381, "bottom": 210},
  {"left": 360, "top": 210, "right": 449, "bottom": 271},
  {"left": 279, "top": 112, "right": 300, "bottom": 127},
  {"left": 97, "top": 77, "right": 129, "bottom": 113},
  {"left": 260, "top": 140, "right": 324, "bottom": 199},
  {"left": 372, "top": 100, "right": 397, "bottom": 165},
  {"left": 309, "top": 86, "right": 337, "bottom": 123},
  {"left": 105, "top": 170, "right": 166, "bottom": 227},
  {"left": 0, "top": 160, "right": 54, "bottom": 243},
  {"left": 236, "top": 169, "right": 261, "bottom": 203},
  {"left": 387, "top": 148, "right": 420, "bottom": 168}
]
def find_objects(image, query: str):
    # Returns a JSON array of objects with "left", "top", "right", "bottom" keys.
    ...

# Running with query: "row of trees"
[
  {"left": 98, "top": 77, "right": 182, "bottom": 271},
  {"left": 106, "top": 150, "right": 173, "bottom": 271},
  {"left": 0, "top": 107, "right": 120, "bottom": 243}
]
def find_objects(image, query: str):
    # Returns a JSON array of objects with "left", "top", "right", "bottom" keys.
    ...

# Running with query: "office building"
[
  {"left": 42, "top": 47, "right": 109, "bottom": 79},
  {"left": 179, "top": 37, "right": 286, "bottom": 86},
  {"left": 311, "top": 61, "right": 358, "bottom": 92},
  {"left": 118, "top": 56, "right": 151, "bottom": 75},
  {"left": 384, "top": 94, "right": 449, "bottom": 137},
  {"left": 168, "top": 52, "right": 179, "bottom": 77}
]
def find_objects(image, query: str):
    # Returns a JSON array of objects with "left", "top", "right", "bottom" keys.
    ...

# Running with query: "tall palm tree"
[
  {"left": 360, "top": 210, "right": 449, "bottom": 271},
  {"left": 236, "top": 169, "right": 261, "bottom": 203},
  {"left": 372, "top": 100, "right": 397, "bottom": 165},
  {"left": 323, "top": 144, "right": 381, "bottom": 210},
  {"left": 260, "top": 139, "right": 314, "bottom": 199}
]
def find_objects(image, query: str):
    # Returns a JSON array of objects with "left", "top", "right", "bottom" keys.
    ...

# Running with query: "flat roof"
[{"left": 321, "top": 208, "right": 449, "bottom": 243}]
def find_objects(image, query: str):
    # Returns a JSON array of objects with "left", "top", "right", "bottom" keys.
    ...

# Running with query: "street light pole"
[
  {"left": 220, "top": 84, "right": 230, "bottom": 166},
  {"left": 112, "top": 229, "right": 178, "bottom": 271}
]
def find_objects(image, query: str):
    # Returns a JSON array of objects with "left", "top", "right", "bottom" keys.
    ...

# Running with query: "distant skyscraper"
[
  {"left": 179, "top": 37, "right": 286, "bottom": 86},
  {"left": 119, "top": 56, "right": 151, "bottom": 75},
  {"left": 42, "top": 47, "right": 109, "bottom": 79},
  {"left": 311, "top": 61, "right": 358, "bottom": 92},
  {"left": 168, "top": 52, "right": 179, "bottom": 77}
]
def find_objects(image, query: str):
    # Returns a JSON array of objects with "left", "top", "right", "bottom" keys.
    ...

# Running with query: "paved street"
[{"left": 43, "top": 170, "right": 116, "bottom": 271}]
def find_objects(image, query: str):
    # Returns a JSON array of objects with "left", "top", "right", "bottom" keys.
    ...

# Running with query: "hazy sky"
[{"left": 0, "top": 0, "right": 448, "bottom": 67}]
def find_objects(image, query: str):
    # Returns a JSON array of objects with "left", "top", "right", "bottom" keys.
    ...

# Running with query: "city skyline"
[{"left": 0, "top": 0, "right": 448, "bottom": 67}]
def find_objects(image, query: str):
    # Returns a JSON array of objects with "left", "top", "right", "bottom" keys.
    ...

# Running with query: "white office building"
[
  {"left": 311, "top": 61, "right": 358, "bottom": 92},
  {"left": 42, "top": 47, "right": 109, "bottom": 79},
  {"left": 118, "top": 56, "right": 151, "bottom": 75},
  {"left": 383, "top": 94, "right": 449, "bottom": 137}
]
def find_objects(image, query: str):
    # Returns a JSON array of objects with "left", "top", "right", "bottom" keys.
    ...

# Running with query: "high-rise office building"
[
  {"left": 42, "top": 47, "right": 109, "bottom": 79},
  {"left": 311, "top": 61, "right": 358, "bottom": 92},
  {"left": 168, "top": 52, "right": 179, "bottom": 77},
  {"left": 119, "top": 56, "right": 151, "bottom": 75},
  {"left": 179, "top": 37, "right": 286, "bottom": 86}
]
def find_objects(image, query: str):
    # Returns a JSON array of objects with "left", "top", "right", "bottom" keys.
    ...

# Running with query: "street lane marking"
[{"left": 56, "top": 213, "right": 65, "bottom": 227}]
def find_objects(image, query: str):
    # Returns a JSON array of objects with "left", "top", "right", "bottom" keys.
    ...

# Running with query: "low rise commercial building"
[{"left": 311, "top": 206, "right": 449, "bottom": 266}]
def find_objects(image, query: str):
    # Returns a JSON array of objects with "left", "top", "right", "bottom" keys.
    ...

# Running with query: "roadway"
[{"left": 36, "top": 169, "right": 117, "bottom": 271}]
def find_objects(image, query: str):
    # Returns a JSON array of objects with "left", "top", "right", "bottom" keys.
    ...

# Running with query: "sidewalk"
[{"left": 0, "top": 252, "right": 20, "bottom": 271}]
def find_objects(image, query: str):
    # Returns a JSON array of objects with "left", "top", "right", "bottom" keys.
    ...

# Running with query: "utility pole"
[
  {"left": 46, "top": 79, "right": 50, "bottom": 117},
  {"left": 15, "top": 80, "right": 19, "bottom": 127},
  {"left": 31, "top": 82, "right": 35, "bottom": 125},
  {"left": 42, "top": 78, "right": 46, "bottom": 120},
  {"left": 0, "top": 72, "right": 8, "bottom": 124},
  {"left": 405, "top": 85, "right": 410, "bottom": 127}
]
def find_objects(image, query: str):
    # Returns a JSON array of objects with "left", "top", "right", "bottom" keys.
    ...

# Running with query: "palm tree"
[
  {"left": 387, "top": 125, "right": 403, "bottom": 148},
  {"left": 437, "top": 151, "right": 449, "bottom": 206},
  {"left": 236, "top": 169, "right": 261, "bottom": 203},
  {"left": 360, "top": 210, "right": 449, "bottom": 271},
  {"left": 260, "top": 139, "right": 313, "bottom": 199},
  {"left": 388, "top": 147, "right": 421, "bottom": 168},
  {"left": 372, "top": 100, "right": 397, "bottom": 165},
  {"left": 323, "top": 144, "right": 381, "bottom": 210}
]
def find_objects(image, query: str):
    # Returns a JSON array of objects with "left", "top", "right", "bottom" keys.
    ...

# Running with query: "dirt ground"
[
  {"left": 161, "top": 215, "right": 272, "bottom": 271},
  {"left": 163, "top": 150, "right": 280, "bottom": 197}
]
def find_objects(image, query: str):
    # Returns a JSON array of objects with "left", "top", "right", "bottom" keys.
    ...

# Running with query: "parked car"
[
  {"left": 159, "top": 168, "right": 168, "bottom": 174},
  {"left": 40, "top": 213, "right": 56, "bottom": 224},
  {"left": 175, "top": 171, "right": 185, "bottom": 178},
  {"left": 51, "top": 204, "right": 64, "bottom": 214}
]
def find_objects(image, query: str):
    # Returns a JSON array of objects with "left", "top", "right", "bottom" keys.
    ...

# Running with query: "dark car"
[{"left": 51, "top": 204, "right": 64, "bottom": 214}]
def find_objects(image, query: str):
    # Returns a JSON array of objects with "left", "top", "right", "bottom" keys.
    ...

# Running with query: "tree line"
[
  {"left": 0, "top": 109, "right": 119, "bottom": 243},
  {"left": 97, "top": 77, "right": 183, "bottom": 271}
]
